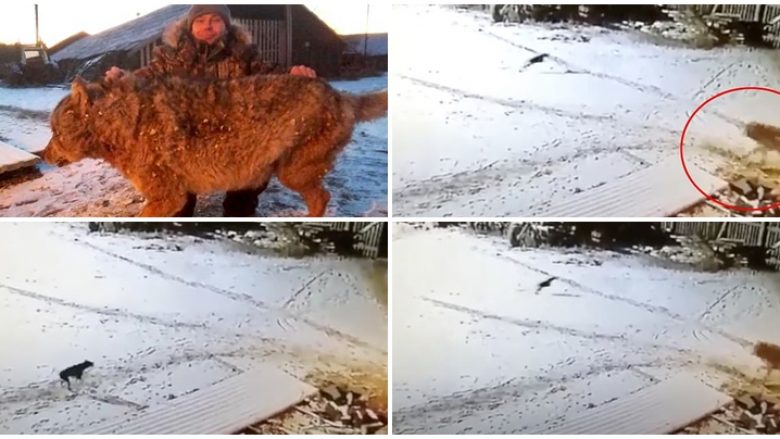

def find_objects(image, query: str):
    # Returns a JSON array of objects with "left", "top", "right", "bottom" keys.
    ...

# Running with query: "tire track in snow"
[
  {"left": 399, "top": 74, "right": 616, "bottom": 122},
  {"left": 398, "top": 74, "right": 682, "bottom": 138},
  {"left": 283, "top": 271, "right": 328, "bottom": 308},
  {"left": 74, "top": 239, "right": 274, "bottom": 310},
  {"left": 485, "top": 26, "right": 745, "bottom": 128},
  {"left": 69, "top": 239, "right": 385, "bottom": 354},
  {"left": 0, "top": 283, "right": 286, "bottom": 349},
  {"left": 0, "top": 283, "right": 209, "bottom": 330},
  {"left": 480, "top": 26, "right": 746, "bottom": 129},
  {"left": 422, "top": 296, "right": 695, "bottom": 355},
  {"left": 481, "top": 28, "right": 679, "bottom": 100},
  {"left": 495, "top": 252, "right": 754, "bottom": 348},
  {"left": 697, "top": 284, "right": 741, "bottom": 322}
]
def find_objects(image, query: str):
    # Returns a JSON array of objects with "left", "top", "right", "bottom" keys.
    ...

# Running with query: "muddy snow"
[
  {"left": 392, "top": 225, "right": 779, "bottom": 434},
  {"left": 0, "top": 75, "right": 387, "bottom": 217},
  {"left": 392, "top": 5, "right": 780, "bottom": 216},
  {"left": 0, "top": 223, "right": 387, "bottom": 434}
]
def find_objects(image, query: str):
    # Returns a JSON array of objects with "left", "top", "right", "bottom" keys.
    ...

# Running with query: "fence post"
[{"left": 755, "top": 4, "right": 765, "bottom": 22}]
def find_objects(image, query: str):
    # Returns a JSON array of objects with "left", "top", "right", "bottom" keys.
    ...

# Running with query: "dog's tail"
[{"left": 348, "top": 90, "right": 388, "bottom": 122}]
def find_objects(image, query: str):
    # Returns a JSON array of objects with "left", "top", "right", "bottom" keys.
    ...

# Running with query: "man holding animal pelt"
[{"left": 105, "top": 5, "right": 317, "bottom": 217}]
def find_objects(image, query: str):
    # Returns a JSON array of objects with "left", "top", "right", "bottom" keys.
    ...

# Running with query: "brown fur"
[
  {"left": 746, "top": 122, "right": 780, "bottom": 150},
  {"left": 754, "top": 341, "right": 780, "bottom": 379},
  {"left": 43, "top": 74, "right": 387, "bottom": 217}
]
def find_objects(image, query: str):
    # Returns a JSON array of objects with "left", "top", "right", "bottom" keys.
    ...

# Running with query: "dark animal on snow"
[
  {"left": 534, "top": 276, "right": 557, "bottom": 294},
  {"left": 59, "top": 360, "right": 94, "bottom": 390}
]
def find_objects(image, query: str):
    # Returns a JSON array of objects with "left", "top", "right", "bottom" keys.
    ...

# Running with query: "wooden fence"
[{"left": 676, "top": 4, "right": 780, "bottom": 47}]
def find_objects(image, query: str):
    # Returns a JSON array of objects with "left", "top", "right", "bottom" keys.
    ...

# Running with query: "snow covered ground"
[
  {"left": 0, "top": 75, "right": 387, "bottom": 217},
  {"left": 0, "top": 223, "right": 387, "bottom": 433},
  {"left": 0, "top": 86, "right": 68, "bottom": 155},
  {"left": 392, "top": 225, "right": 779, "bottom": 434},
  {"left": 392, "top": 5, "right": 780, "bottom": 216}
]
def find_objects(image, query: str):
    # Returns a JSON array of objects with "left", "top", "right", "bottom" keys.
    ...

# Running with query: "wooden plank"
[
  {"left": 0, "top": 141, "right": 39, "bottom": 175},
  {"left": 536, "top": 156, "right": 728, "bottom": 217},
  {"left": 81, "top": 365, "right": 317, "bottom": 434},
  {"left": 524, "top": 373, "right": 731, "bottom": 434}
]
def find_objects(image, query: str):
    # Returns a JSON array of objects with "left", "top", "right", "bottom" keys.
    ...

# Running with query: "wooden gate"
[
  {"left": 662, "top": 221, "right": 780, "bottom": 268},
  {"left": 328, "top": 222, "right": 386, "bottom": 259},
  {"left": 233, "top": 18, "right": 286, "bottom": 65},
  {"left": 680, "top": 5, "right": 780, "bottom": 47}
]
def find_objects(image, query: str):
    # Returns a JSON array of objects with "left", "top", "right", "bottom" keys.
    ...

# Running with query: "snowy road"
[
  {"left": 392, "top": 225, "right": 779, "bottom": 434},
  {"left": 0, "top": 223, "right": 387, "bottom": 433},
  {"left": 0, "top": 75, "right": 387, "bottom": 217},
  {"left": 392, "top": 5, "right": 780, "bottom": 216}
]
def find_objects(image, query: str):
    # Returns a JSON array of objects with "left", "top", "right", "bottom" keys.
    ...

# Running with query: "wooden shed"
[{"left": 52, "top": 4, "right": 345, "bottom": 79}]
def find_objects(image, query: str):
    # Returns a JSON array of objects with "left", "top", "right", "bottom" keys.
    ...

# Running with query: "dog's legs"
[
  {"left": 277, "top": 170, "right": 331, "bottom": 217},
  {"left": 139, "top": 197, "right": 189, "bottom": 217},
  {"left": 173, "top": 193, "right": 197, "bottom": 217},
  {"left": 223, "top": 184, "right": 267, "bottom": 217},
  {"left": 301, "top": 184, "right": 331, "bottom": 217},
  {"left": 138, "top": 187, "right": 190, "bottom": 217},
  {"left": 276, "top": 135, "right": 346, "bottom": 217},
  {"left": 223, "top": 168, "right": 274, "bottom": 217},
  {"left": 131, "top": 175, "right": 189, "bottom": 217}
]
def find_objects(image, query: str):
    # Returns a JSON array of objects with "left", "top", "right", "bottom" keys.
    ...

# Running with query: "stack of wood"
[
  {"left": 711, "top": 121, "right": 780, "bottom": 216},
  {"left": 245, "top": 385, "right": 387, "bottom": 435},
  {"left": 712, "top": 393, "right": 780, "bottom": 434},
  {"left": 315, "top": 385, "right": 386, "bottom": 434},
  {"left": 722, "top": 178, "right": 780, "bottom": 216},
  {"left": 680, "top": 392, "right": 780, "bottom": 434}
]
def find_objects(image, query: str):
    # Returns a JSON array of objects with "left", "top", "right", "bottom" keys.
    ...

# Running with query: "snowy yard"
[
  {"left": 0, "top": 223, "right": 387, "bottom": 433},
  {"left": 392, "top": 5, "right": 780, "bottom": 216},
  {"left": 0, "top": 75, "right": 387, "bottom": 217},
  {"left": 392, "top": 225, "right": 779, "bottom": 434}
]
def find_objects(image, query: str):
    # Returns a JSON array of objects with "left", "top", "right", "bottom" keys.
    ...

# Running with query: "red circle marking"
[{"left": 680, "top": 86, "right": 780, "bottom": 212}]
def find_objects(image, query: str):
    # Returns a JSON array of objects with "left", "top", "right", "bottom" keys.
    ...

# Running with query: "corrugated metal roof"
[
  {"left": 52, "top": 5, "right": 188, "bottom": 62},
  {"left": 536, "top": 156, "right": 728, "bottom": 217},
  {"left": 343, "top": 34, "right": 387, "bottom": 56},
  {"left": 81, "top": 365, "right": 317, "bottom": 434},
  {"left": 524, "top": 373, "right": 731, "bottom": 434}
]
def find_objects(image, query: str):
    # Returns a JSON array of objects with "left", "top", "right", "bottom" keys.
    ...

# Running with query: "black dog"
[{"left": 59, "top": 360, "right": 94, "bottom": 390}]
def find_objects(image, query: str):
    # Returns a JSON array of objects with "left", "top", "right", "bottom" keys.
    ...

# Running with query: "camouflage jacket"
[{"left": 135, "top": 18, "right": 283, "bottom": 80}]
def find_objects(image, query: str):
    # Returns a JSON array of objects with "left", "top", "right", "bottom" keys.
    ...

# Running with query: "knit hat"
[{"left": 187, "top": 5, "right": 231, "bottom": 29}]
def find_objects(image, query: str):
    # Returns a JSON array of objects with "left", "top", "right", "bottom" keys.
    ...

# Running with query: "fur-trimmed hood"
[
  {"left": 161, "top": 17, "right": 253, "bottom": 49},
  {"left": 132, "top": 15, "right": 276, "bottom": 81}
]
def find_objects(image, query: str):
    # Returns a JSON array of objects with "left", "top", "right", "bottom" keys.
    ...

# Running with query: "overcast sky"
[{"left": 1, "top": 1, "right": 389, "bottom": 46}]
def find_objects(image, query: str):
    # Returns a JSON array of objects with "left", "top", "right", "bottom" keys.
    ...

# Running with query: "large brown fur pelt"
[{"left": 43, "top": 74, "right": 387, "bottom": 217}]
